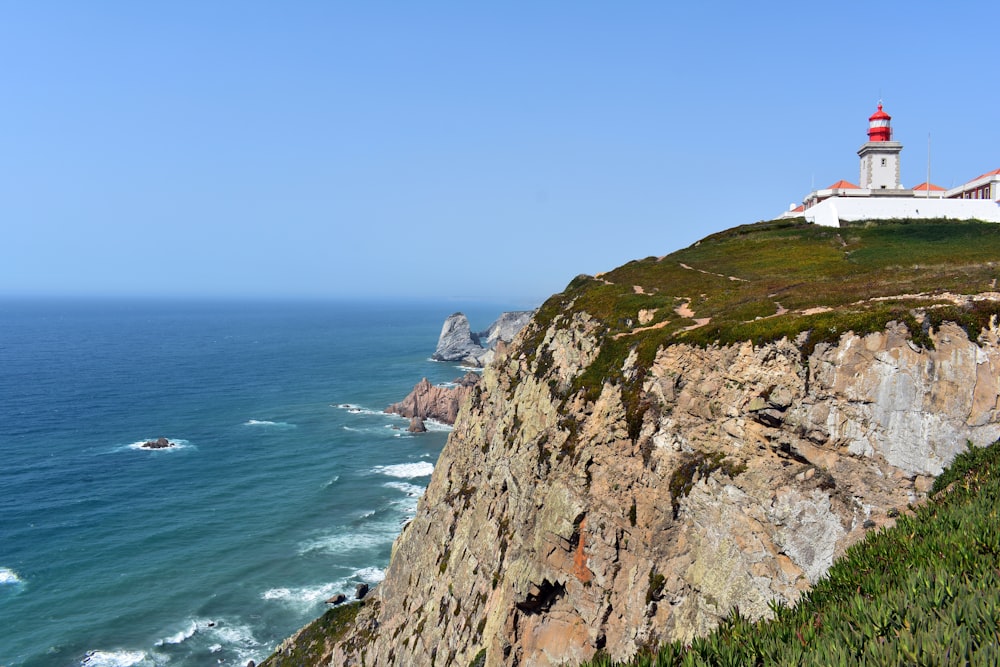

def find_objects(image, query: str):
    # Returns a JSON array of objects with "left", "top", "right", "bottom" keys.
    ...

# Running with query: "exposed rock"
[
  {"left": 326, "top": 594, "right": 347, "bottom": 605},
  {"left": 313, "top": 317, "right": 1000, "bottom": 667},
  {"left": 355, "top": 583, "right": 369, "bottom": 600},
  {"left": 432, "top": 313, "right": 484, "bottom": 365},
  {"left": 408, "top": 416, "right": 427, "bottom": 433},
  {"left": 140, "top": 437, "right": 174, "bottom": 449},
  {"left": 482, "top": 311, "right": 536, "bottom": 349},
  {"left": 432, "top": 311, "right": 535, "bottom": 367},
  {"left": 385, "top": 372, "right": 482, "bottom": 425}
]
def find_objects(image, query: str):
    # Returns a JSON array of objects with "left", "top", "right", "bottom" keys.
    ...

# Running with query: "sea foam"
[
  {"left": 0, "top": 567, "right": 22, "bottom": 585},
  {"left": 262, "top": 567, "right": 386, "bottom": 612},
  {"left": 262, "top": 582, "right": 341, "bottom": 610},
  {"left": 149, "top": 617, "right": 261, "bottom": 664},
  {"left": 153, "top": 618, "right": 199, "bottom": 646},
  {"left": 80, "top": 650, "right": 153, "bottom": 667},
  {"left": 334, "top": 403, "right": 383, "bottom": 416},
  {"left": 373, "top": 462, "right": 434, "bottom": 478},
  {"left": 298, "top": 528, "right": 393, "bottom": 556},
  {"left": 383, "top": 481, "right": 426, "bottom": 497},
  {"left": 244, "top": 419, "right": 295, "bottom": 428},
  {"left": 355, "top": 566, "right": 386, "bottom": 583}
]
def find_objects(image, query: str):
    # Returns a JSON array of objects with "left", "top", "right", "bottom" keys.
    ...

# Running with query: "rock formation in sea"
[
  {"left": 265, "top": 220, "right": 1000, "bottom": 667},
  {"left": 140, "top": 437, "right": 175, "bottom": 449},
  {"left": 432, "top": 311, "right": 534, "bottom": 367},
  {"left": 385, "top": 371, "right": 481, "bottom": 426}
]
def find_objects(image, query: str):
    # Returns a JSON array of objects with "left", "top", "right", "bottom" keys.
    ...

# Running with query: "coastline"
[{"left": 0, "top": 299, "right": 514, "bottom": 667}]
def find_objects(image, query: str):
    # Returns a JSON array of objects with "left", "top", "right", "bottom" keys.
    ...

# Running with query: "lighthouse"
[
  {"left": 779, "top": 102, "right": 1000, "bottom": 226},
  {"left": 857, "top": 102, "right": 903, "bottom": 191}
]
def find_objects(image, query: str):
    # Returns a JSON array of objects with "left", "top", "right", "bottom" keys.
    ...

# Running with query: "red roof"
[
  {"left": 827, "top": 179, "right": 859, "bottom": 189},
  {"left": 971, "top": 168, "right": 1000, "bottom": 181},
  {"left": 869, "top": 102, "right": 891, "bottom": 122},
  {"left": 912, "top": 182, "right": 945, "bottom": 191},
  {"left": 792, "top": 205, "right": 804, "bottom": 212}
]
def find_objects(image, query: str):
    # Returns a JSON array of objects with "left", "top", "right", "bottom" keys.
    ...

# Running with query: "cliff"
[{"left": 264, "top": 219, "right": 1000, "bottom": 666}]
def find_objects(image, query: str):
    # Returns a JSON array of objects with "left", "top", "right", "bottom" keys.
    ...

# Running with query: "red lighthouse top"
[{"left": 867, "top": 102, "right": 892, "bottom": 142}]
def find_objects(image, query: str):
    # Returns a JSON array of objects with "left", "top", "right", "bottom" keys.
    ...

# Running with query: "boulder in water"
[{"left": 141, "top": 437, "right": 174, "bottom": 449}]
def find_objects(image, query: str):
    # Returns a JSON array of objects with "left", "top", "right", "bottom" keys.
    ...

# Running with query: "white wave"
[
  {"left": 244, "top": 419, "right": 295, "bottom": 428},
  {"left": 322, "top": 474, "right": 340, "bottom": 489},
  {"left": 263, "top": 569, "right": 384, "bottom": 612},
  {"left": 383, "top": 481, "right": 426, "bottom": 497},
  {"left": 373, "top": 462, "right": 434, "bottom": 478},
  {"left": 334, "top": 403, "right": 383, "bottom": 416},
  {"left": 202, "top": 619, "right": 262, "bottom": 666},
  {"left": 124, "top": 438, "right": 191, "bottom": 452},
  {"left": 262, "top": 581, "right": 341, "bottom": 611},
  {"left": 298, "top": 520, "right": 402, "bottom": 556},
  {"left": 154, "top": 618, "right": 199, "bottom": 646},
  {"left": 355, "top": 567, "right": 386, "bottom": 583},
  {"left": 80, "top": 650, "right": 152, "bottom": 667},
  {"left": 299, "top": 530, "right": 386, "bottom": 555},
  {"left": 422, "top": 419, "right": 454, "bottom": 432},
  {"left": 0, "top": 567, "right": 22, "bottom": 585}
]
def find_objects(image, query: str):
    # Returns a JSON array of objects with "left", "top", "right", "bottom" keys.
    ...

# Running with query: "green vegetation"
[
  {"left": 646, "top": 570, "right": 666, "bottom": 605},
  {"left": 580, "top": 439, "right": 1000, "bottom": 666},
  {"left": 259, "top": 602, "right": 362, "bottom": 667},
  {"left": 668, "top": 451, "right": 747, "bottom": 519},
  {"left": 517, "top": 219, "right": 1000, "bottom": 429}
]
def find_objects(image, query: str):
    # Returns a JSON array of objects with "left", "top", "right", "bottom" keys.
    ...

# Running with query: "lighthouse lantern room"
[
  {"left": 858, "top": 102, "right": 903, "bottom": 191},
  {"left": 867, "top": 103, "right": 892, "bottom": 141}
]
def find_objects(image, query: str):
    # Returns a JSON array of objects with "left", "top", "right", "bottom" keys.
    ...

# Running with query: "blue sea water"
[{"left": 0, "top": 299, "right": 517, "bottom": 667}]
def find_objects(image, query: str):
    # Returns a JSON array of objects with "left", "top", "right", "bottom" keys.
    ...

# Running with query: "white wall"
[{"left": 804, "top": 197, "right": 1000, "bottom": 227}]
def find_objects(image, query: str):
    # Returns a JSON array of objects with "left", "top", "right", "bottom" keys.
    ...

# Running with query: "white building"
[{"left": 781, "top": 104, "right": 1000, "bottom": 227}]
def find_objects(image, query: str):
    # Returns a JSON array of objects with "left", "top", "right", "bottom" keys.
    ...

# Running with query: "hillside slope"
[{"left": 264, "top": 219, "right": 1000, "bottom": 666}]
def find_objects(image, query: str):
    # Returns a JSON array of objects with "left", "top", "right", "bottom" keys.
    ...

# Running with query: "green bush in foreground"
[{"left": 582, "top": 440, "right": 1000, "bottom": 667}]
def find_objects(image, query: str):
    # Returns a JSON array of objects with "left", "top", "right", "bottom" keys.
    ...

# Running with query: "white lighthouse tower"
[{"left": 857, "top": 102, "right": 903, "bottom": 191}]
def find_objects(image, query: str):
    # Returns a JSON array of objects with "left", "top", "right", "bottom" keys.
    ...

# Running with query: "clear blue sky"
[{"left": 2, "top": 2, "right": 996, "bottom": 303}]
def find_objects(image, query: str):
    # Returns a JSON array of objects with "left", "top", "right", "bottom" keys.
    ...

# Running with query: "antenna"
[{"left": 927, "top": 133, "right": 931, "bottom": 199}]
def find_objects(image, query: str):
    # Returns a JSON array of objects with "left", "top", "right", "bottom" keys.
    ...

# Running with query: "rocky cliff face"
[{"left": 278, "top": 310, "right": 1000, "bottom": 667}]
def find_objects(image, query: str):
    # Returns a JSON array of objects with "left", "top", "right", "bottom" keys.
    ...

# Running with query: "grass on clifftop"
[
  {"left": 545, "top": 218, "right": 1000, "bottom": 349},
  {"left": 581, "top": 439, "right": 1000, "bottom": 667},
  {"left": 520, "top": 219, "right": 1000, "bottom": 409}
]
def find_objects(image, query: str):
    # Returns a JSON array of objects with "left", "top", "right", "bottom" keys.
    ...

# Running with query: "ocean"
[{"left": 0, "top": 299, "right": 520, "bottom": 667}]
